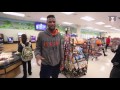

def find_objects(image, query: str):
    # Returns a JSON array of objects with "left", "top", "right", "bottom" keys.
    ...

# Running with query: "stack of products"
[{"left": 61, "top": 34, "right": 88, "bottom": 78}]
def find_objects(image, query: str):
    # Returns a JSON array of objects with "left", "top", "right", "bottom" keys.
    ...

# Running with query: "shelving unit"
[
  {"left": 61, "top": 32, "right": 89, "bottom": 78},
  {"left": 0, "top": 52, "right": 22, "bottom": 78}
]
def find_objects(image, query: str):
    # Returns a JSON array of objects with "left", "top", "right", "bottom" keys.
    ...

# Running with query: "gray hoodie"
[{"left": 34, "top": 29, "right": 64, "bottom": 66}]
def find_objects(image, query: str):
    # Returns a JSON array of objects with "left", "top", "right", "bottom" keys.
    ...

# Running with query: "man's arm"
[
  {"left": 59, "top": 35, "right": 64, "bottom": 70},
  {"left": 34, "top": 32, "right": 44, "bottom": 66},
  {"left": 34, "top": 32, "right": 42, "bottom": 56}
]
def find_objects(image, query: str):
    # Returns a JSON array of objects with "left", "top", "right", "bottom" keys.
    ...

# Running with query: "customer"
[
  {"left": 101, "top": 37, "right": 107, "bottom": 56},
  {"left": 110, "top": 44, "right": 120, "bottom": 78},
  {"left": 18, "top": 34, "right": 32, "bottom": 78},
  {"left": 105, "top": 36, "right": 111, "bottom": 51},
  {"left": 96, "top": 37, "right": 107, "bottom": 56},
  {"left": 34, "top": 15, "right": 64, "bottom": 78}
]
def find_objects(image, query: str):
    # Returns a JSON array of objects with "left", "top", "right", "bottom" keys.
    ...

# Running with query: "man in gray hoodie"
[{"left": 34, "top": 15, "right": 64, "bottom": 78}]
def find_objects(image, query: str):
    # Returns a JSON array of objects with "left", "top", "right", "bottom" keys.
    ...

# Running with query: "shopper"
[
  {"left": 101, "top": 37, "right": 107, "bottom": 56},
  {"left": 101, "top": 37, "right": 106, "bottom": 45},
  {"left": 18, "top": 34, "right": 32, "bottom": 78},
  {"left": 105, "top": 36, "right": 111, "bottom": 51},
  {"left": 96, "top": 37, "right": 107, "bottom": 56},
  {"left": 110, "top": 44, "right": 120, "bottom": 78},
  {"left": 34, "top": 15, "right": 64, "bottom": 78}
]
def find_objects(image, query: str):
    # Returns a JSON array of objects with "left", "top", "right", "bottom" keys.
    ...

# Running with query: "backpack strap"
[
  {"left": 21, "top": 43, "right": 25, "bottom": 48},
  {"left": 21, "top": 42, "right": 31, "bottom": 48},
  {"left": 28, "top": 42, "right": 31, "bottom": 47}
]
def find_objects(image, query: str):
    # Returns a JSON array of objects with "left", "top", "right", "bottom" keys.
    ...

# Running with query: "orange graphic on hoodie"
[{"left": 44, "top": 42, "right": 48, "bottom": 47}]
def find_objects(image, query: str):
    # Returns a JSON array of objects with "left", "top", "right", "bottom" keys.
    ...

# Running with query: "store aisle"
[
  {"left": 81, "top": 49, "right": 114, "bottom": 78},
  {"left": 16, "top": 49, "right": 114, "bottom": 78}
]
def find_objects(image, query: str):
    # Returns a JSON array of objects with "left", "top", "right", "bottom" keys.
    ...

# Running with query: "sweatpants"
[{"left": 40, "top": 63, "right": 60, "bottom": 78}]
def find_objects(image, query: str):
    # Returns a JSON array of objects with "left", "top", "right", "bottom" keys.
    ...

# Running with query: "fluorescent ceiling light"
[
  {"left": 61, "top": 12, "right": 75, "bottom": 15},
  {"left": 104, "top": 25, "right": 112, "bottom": 27},
  {"left": 40, "top": 17, "right": 47, "bottom": 21},
  {"left": 114, "top": 29, "right": 120, "bottom": 32},
  {"left": 86, "top": 27, "right": 93, "bottom": 29},
  {"left": 99, "top": 30, "right": 105, "bottom": 32},
  {"left": 95, "top": 22, "right": 105, "bottom": 25},
  {"left": 114, "top": 29, "right": 120, "bottom": 31},
  {"left": 80, "top": 16, "right": 95, "bottom": 21},
  {"left": 93, "top": 28, "right": 104, "bottom": 32},
  {"left": 110, "top": 27, "right": 116, "bottom": 29},
  {"left": 93, "top": 29, "right": 102, "bottom": 32},
  {"left": 111, "top": 28, "right": 120, "bottom": 31},
  {"left": 62, "top": 22, "right": 73, "bottom": 25},
  {"left": 94, "top": 28, "right": 99, "bottom": 30},
  {"left": 3, "top": 12, "right": 25, "bottom": 17}
]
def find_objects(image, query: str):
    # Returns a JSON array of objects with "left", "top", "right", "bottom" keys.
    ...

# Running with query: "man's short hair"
[{"left": 47, "top": 15, "right": 55, "bottom": 19}]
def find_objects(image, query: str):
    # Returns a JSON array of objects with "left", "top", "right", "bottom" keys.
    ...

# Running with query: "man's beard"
[{"left": 49, "top": 27, "right": 55, "bottom": 31}]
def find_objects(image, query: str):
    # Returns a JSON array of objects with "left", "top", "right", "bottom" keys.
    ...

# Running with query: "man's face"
[{"left": 47, "top": 17, "right": 56, "bottom": 31}]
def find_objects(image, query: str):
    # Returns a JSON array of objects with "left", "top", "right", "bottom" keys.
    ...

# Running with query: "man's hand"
[{"left": 35, "top": 55, "right": 45, "bottom": 66}]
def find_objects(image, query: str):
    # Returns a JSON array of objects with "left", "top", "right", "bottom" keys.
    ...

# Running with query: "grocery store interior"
[{"left": 0, "top": 12, "right": 120, "bottom": 78}]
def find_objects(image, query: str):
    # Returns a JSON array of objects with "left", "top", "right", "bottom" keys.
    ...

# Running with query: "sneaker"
[
  {"left": 104, "top": 54, "right": 107, "bottom": 56},
  {"left": 22, "top": 76, "right": 27, "bottom": 78},
  {"left": 29, "top": 72, "right": 32, "bottom": 75}
]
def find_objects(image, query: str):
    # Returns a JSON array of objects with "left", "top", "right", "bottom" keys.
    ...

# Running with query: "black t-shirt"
[{"left": 111, "top": 44, "right": 120, "bottom": 63}]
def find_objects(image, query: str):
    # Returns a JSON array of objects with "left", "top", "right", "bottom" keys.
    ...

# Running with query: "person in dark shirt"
[
  {"left": 110, "top": 44, "right": 120, "bottom": 78},
  {"left": 18, "top": 34, "right": 32, "bottom": 78}
]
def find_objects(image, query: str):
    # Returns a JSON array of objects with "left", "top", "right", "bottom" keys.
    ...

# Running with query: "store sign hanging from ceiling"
[{"left": 108, "top": 16, "right": 117, "bottom": 22}]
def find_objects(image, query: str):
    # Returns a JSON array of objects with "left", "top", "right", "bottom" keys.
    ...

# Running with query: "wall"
[
  {"left": 0, "top": 17, "right": 38, "bottom": 42},
  {"left": 80, "top": 29, "right": 100, "bottom": 39},
  {"left": 105, "top": 32, "right": 120, "bottom": 38},
  {"left": 0, "top": 29, "right": 40, "bottom": 41},
  {"left": 0, "top": 17, "right": 77, "bottom": 42}
]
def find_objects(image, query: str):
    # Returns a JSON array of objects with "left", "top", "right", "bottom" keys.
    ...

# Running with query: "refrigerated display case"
[{"left": 0, "top": 52, "right": 22, "bottom": 78}]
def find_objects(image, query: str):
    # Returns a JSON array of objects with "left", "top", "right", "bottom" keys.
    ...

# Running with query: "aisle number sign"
[{"left": 108, "top": 16, "right": 117, "bottom": 22}]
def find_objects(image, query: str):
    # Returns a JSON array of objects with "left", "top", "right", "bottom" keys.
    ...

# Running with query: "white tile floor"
[{"left": 16, "top": 49, "right": 114, "bottom": 78}]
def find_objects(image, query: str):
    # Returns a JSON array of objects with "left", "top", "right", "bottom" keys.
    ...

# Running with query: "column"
[{"left": 76, "top": 25, "right": 81, "bottom": 38}]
